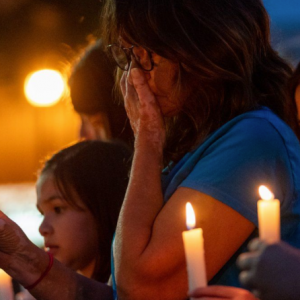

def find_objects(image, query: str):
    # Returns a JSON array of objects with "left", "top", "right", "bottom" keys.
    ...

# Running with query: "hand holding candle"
[
  {"left": 257, "top": 185, "right": 280, "bottom": 243},
  {"left": 182, "top": 202, "right": 206, "bottom": 298}
]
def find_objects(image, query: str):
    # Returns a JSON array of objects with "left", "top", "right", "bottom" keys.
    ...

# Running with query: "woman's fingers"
[
  {"left": 237, "top": 239, "right": 263, "bottom": 271},
  {"left": 237, "top": 252, "right": 258, "bottom": 270},
  {"left": 0, "top": 217, "right": 22, "bottom": 254},
  {"left": 247, "top": 238, "right": 266, "bottom": 252},
  {"left": 239, "top": 269, "right": 257, "bottom": 289},
  {"left": 121, "top": 69, "right": 140, "bottom": 134},
  {"left": 120, "top": 60, "right": 165, "bottom": 140},
  {"left": 130, "top": 67, "right": 156, "bottom": 105},
  {"left": 0, "top": 210, "right": 12, "bottom": 222},
  {"left": 237, "top": 253, "right": 259, "bottom": 290},
  {"left": 236, "top": 239, "right": 265, "bottom": 290}
]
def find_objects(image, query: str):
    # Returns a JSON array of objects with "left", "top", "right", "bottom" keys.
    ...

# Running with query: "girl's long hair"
[{"left": 40, "top": 140, "right": 131, "bottom": 282}]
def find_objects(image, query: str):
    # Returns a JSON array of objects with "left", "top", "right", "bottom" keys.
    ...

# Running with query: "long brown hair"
[
  {"left": 68, "top": 40, "right": 134, "bottom": 147},
  {"left": 101, "top": 0, "right": 299, "bottom": 163}
]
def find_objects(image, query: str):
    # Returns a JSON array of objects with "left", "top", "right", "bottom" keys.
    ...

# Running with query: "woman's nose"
[{"left": 39, "top": 218, "right": 53, "bottom": 236}]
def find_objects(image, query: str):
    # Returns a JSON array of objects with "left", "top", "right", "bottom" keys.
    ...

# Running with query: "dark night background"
[
  {"left": 0, "top": 0, "right": 103, "bottom": 86},
  {"left": 0, "top": 0, "right": 299, "bottom": 90}
]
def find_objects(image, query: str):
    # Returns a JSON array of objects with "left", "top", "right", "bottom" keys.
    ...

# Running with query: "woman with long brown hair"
[{"left": 103, "top": 0, "right": 300, "bottom": 299}]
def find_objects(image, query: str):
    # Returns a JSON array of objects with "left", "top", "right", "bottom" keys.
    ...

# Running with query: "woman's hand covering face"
[
  {"left": 120, "top": 61, "right": 166, "bottom": 148},
  {"left": 0, "top": 210, "right": 44, "bottom": 287},
  {"left": 0, "top": 211, "right": 29, "bottom": 259},
  {"left": 238, "top": 238, "right": 300, "bottom": 300}
]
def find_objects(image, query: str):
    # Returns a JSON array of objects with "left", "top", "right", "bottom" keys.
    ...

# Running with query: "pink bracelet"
[{"left": 25, "top": 252, "right": 54, "bottom": 290}]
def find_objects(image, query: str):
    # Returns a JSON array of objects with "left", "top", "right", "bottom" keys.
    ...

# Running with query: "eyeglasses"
[{"left": 107, "top": 44, "right": 154, "bottom": 71}]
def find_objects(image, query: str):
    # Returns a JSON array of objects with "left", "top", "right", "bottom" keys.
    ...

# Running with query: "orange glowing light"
[
  {"left": 186, "top": 202, "right": 196, "bottom": 230},
  {"left": 259, "top": 185, "right": 274, "bottom": 201},
  {"left": 24, "top": 69, "right": 66, "bottom": 107}
]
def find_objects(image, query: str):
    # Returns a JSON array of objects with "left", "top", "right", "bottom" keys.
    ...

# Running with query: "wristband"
[{"left": 25, "top": 252, "right": 54, "bottom": 290}]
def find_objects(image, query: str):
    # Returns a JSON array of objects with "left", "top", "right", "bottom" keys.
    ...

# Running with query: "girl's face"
[
  {"left": 36, "top": 172, "right": 99, "bottom": 278},
  {"left": 122, "top": 40, "right": 182, "bottom": 116}
]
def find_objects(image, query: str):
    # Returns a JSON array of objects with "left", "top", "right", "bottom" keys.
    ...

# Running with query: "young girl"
[
  {"left": 36, "top": 140, "right": 131, "bottom": 281},
  {"left": 14, "top": 140, "right": 131, "bottom": 300}
]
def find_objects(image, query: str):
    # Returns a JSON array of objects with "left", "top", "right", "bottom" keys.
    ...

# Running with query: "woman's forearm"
[
  {"left": 30, "top": 259, "right": 113, "bottom": 300},
  {"left": 0, "top": 214, "right": 113, "bottom": 300},
  {"left": 115, "top": 66, "right": 171, "bottom": 299},
  {"left": 115, "top": 137, "right": 164, "bottom": 273},
  {"left": 1, "top": 234, "right": 112, "bottom": 300}
]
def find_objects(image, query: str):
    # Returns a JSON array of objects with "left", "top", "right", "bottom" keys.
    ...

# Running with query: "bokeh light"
[
  {"left": 0, "top": 183, "right": 43, "bottom": 246},
  {"left": 24, "top": 69, "right": 66, "bottom": 107}
]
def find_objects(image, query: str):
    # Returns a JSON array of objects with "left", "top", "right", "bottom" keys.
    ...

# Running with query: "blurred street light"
[{"left": 24, "top": 69, "right": 67, "bottom": 107}]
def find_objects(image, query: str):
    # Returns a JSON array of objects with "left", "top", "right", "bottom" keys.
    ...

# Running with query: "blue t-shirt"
[{"left": 112, "top": 106, "right": 300, "bottom": 295}]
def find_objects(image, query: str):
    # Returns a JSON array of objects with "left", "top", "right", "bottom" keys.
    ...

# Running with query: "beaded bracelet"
[{"left": 25, "top": 252, "right": 54, "bottom": 290}]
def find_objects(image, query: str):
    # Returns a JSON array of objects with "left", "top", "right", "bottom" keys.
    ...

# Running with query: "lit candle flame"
[
  {"left": 186, "top": 202, "right": 196, "bottom": 230},
  {"left": 259, "top": 185, "right": 274, "bottom": 201}
]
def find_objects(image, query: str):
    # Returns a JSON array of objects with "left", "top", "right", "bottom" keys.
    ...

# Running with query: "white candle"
[
  {"left": 257, "top": 185, "right": 280, "bottom": 243},
  {"left": 182, "top": 202, "right": 206, "bottom": 297},
  {"left": 0, "top": 269, "right": 14, "bottom": 300}
]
